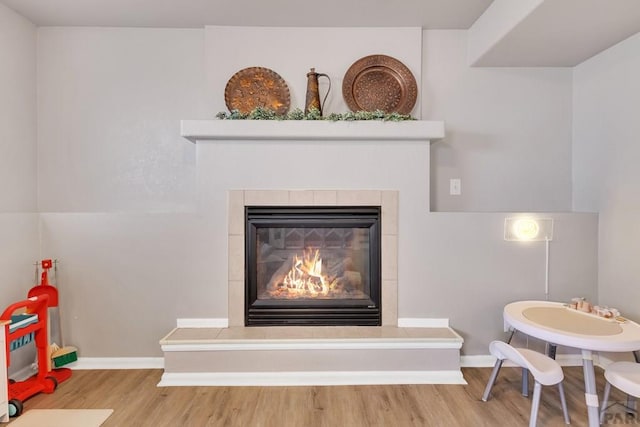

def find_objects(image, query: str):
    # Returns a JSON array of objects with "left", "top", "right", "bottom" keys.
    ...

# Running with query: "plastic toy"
[{"left": 1, "top": 294, "right": 71, "bottom": 417}]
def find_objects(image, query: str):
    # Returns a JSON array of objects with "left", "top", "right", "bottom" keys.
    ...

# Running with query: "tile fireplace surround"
[{"left": 227, "top": 189, "right": 398, "bottom": 326}]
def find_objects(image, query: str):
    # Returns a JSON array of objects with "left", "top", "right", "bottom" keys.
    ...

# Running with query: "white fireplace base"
[{"left": 159, "top": 326, "right": 465, "bottom": 386}]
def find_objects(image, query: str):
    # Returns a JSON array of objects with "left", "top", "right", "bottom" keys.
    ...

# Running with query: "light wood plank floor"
[{"left": 8, "top": 367, "right": 637, "bottom": 426}]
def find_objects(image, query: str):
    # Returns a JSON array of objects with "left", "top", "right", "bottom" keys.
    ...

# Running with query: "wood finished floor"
[{"left": 8, "top": 366, "right": 637, "bottom": 426}]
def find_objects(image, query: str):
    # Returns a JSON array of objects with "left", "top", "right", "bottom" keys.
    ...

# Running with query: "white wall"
[
  {"left": 0, "top": 4, "right": 37, "bottom": 214},
  {"left": 37, "top": 27, "right": 211, "bottom": 356},
  {"left": 39, "top": 212, "right": 213, "bottom": 357},
  {"left": 420, "top": 212, "right": 597, "bottom": 352},
  {"left": 205, "top": 26, "right": 423, "bottom": 119},
  {"left": 425, "top": 30, "right": 573, "bottom": 212},
  {"left": 0, "top": 4, "right": 39, "bottom": 308},
  {"left": 0, "top": 3, "right": 39, "bottom": 375},
  {"left": 37, "top": 27, "right": 206, "bottom": 213},
  {"left": 26, "top": 25, "right": 598, "bottom": 358},
  {"left": 574, "top": 32, "right": 640, "bottom": 321}
]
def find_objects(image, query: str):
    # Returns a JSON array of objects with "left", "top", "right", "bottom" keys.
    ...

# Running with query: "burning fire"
[
  {"left": 280, "top": 249, "right": 336, "bottom": 297},
  {"left": 261, "top": 248, "right": 366, "bottom": 299}
]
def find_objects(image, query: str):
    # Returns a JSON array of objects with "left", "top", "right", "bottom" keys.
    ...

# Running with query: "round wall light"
[{"left": 512, "top": 218, "right": 540, "bottom": 240}]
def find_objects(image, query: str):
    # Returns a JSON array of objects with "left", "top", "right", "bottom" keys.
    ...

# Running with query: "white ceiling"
[
  {"left": 471, "top": 0, "right": 640, "bottom": 67},
  {"left": 2, "top": 0, "right": 640, "bottom": 66},
  {"left": 0, "top": 0, "right": 493, "bottom": 29}
]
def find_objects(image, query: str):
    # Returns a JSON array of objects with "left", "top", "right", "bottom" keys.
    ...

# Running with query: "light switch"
[{"left": 449, "top": 179, "right": 461, "bottom": 195}]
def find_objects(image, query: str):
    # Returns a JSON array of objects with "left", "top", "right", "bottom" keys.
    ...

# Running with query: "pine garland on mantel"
[{"left": 215, "top": 107, "right": 414, "bottom": 122}]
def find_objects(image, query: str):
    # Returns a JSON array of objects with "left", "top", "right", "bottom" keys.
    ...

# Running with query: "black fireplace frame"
[{"left": 245, "top": 206, "right": 382, "bottom": 326}]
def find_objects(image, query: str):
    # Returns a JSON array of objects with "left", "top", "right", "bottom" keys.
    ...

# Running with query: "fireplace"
[{"left": 245, "top": 206, "right": 381, "bottom": 326}]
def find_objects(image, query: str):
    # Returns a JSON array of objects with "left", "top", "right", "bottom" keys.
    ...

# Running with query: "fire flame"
[{"left": 281, "top": 249, "right": 334, "bottom": 296}]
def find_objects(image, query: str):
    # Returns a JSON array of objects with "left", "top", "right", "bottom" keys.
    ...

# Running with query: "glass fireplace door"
[{"left": 245, "top": 206, "right": 381, "bottom": 326}]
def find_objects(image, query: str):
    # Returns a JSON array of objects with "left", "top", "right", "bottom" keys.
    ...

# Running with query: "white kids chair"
[
  {"left": 482, "top": 340, "right": 570, "bottom": 427},
  {"left": 599, "top": 361, "right": 640, "bottom": 423}
]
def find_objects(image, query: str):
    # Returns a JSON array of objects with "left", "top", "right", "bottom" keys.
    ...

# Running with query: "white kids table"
[{"left": 504, "top": 300, "right": 640, "bottom": 427}]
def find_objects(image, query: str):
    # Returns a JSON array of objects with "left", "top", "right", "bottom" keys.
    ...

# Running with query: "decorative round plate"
[
  {"left": 224, "top": 67, "right": 291, "bottom": 115},
  {"left": 342, "top": 54, "right": 417, "bottom": 114}
]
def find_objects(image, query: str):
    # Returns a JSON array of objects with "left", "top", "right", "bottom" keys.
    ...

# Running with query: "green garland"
[{"left": 215, "top": 107, "right": 414, "bottom": 122}]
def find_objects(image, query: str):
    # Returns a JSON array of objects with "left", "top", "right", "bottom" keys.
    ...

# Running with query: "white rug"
[{"left": 8, "top": 409, "right": 114, "bottom": 427}]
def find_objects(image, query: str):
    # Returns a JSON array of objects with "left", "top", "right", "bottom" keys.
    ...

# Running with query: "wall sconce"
[{"left": 504, "top": 217, "right": 554, "bottom": 299}]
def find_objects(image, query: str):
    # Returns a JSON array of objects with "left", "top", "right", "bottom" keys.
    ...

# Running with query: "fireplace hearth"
[{"left": 245, "top": 206, "right": 381, "bottom": 326}]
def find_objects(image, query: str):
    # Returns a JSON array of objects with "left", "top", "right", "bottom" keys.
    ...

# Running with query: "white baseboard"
[
  {"left": 8, "top": 357, "right": 163, "bottom": 379},
  {"left": 69, "top": 357, "right": 164, "bottom": 370},
  {"left": 158, "top": 370, "right": 467, "bottom": 387},
  {"left": 596, "top": 351, "right": 638, "bottom": 367},
  {"left": 461, "top": 355, "right": 498, "bottom": 368},
  {"left": 176, "top": 318, "right": 228, "bottom": 328},
  {"left": 461, "top": 353, "right": 586, "bottom": 368}
]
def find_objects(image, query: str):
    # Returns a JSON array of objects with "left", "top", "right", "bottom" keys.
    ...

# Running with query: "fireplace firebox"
[{"left": 245, "top": 206, "right": 381, "bottom": 326}]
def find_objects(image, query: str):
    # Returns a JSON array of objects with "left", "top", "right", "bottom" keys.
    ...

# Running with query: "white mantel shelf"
[{"left": 180, "top": 120, "right": 445, "bottom": 143}]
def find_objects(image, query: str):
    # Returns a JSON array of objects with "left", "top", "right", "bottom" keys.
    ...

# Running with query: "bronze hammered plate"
[
  {"left": 224, "top": 67, "right": 291, "bottom": 115},
  {"left": 342, "top": 54, "right": 417, "bottom": 114}
]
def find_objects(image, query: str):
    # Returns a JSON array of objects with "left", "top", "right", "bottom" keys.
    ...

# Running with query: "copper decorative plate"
[
  {"left": 224, "top": 67, "right": 291, "bottom": 115},
  {"left": 342, "top": 54, "right": 417, "bottom": 114}
]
